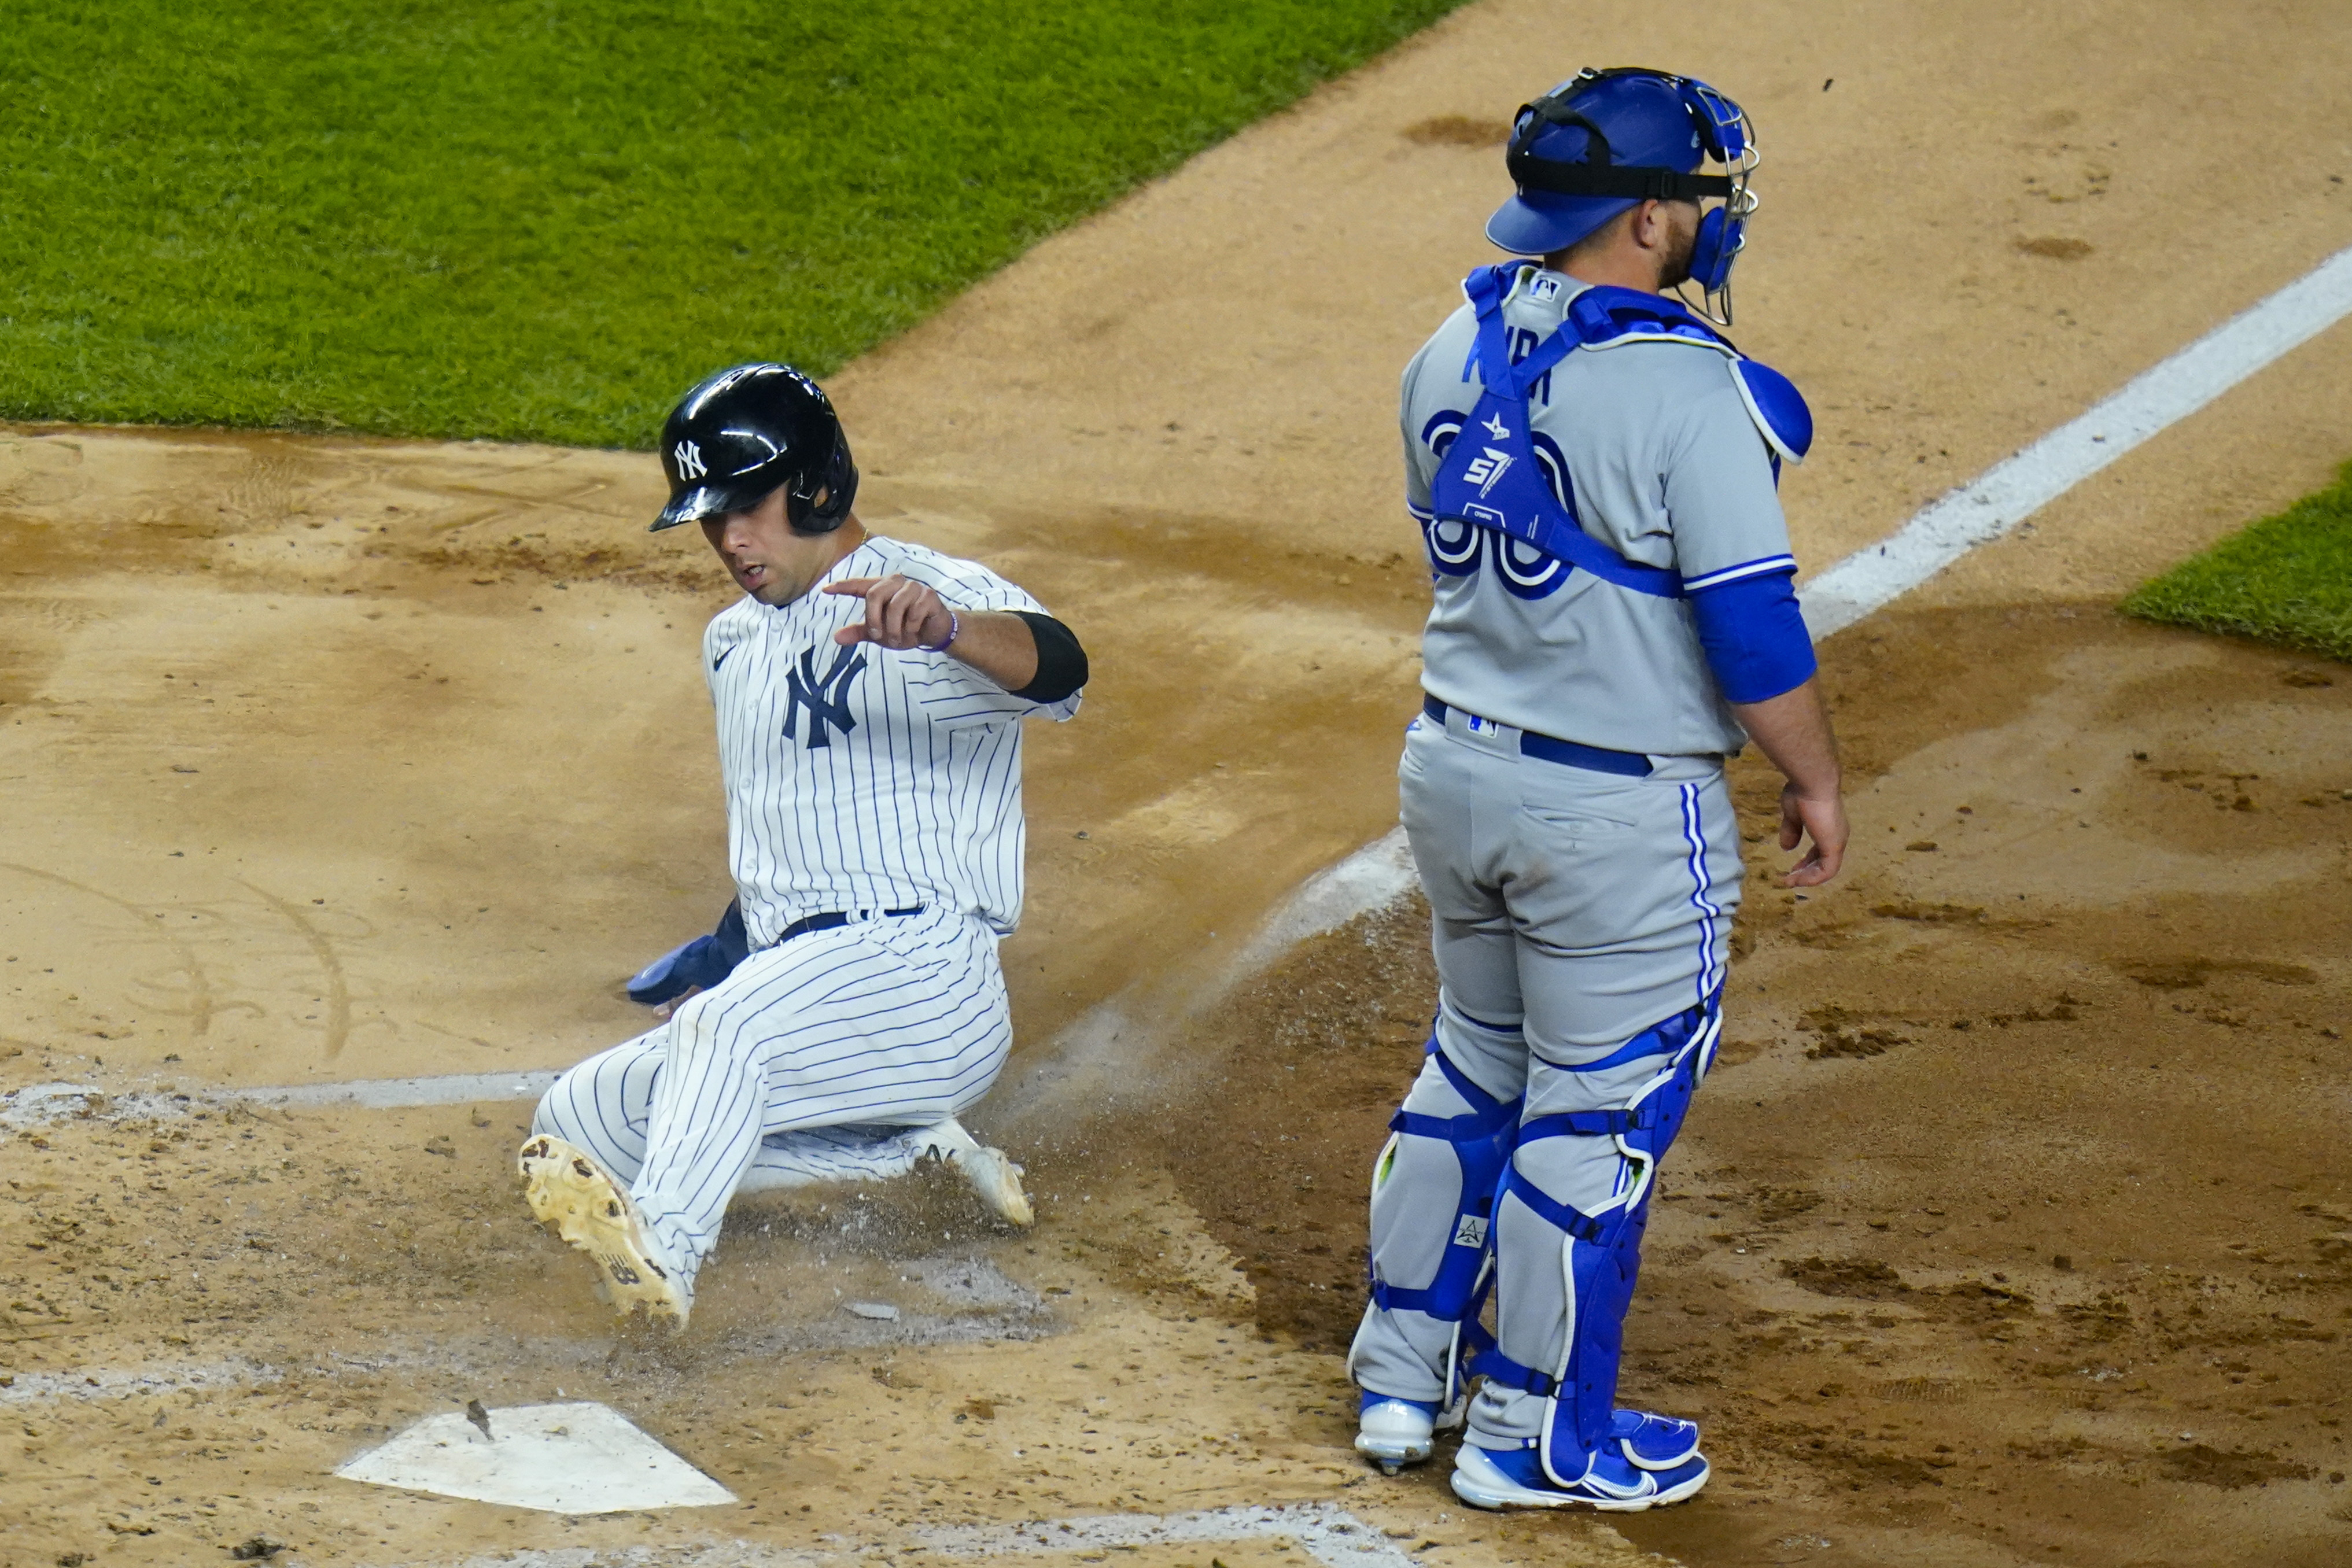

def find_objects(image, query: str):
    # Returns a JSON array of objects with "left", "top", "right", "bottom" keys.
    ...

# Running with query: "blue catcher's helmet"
[{"left": 1486, "top": 67, "right": 1759, "bottom": 319}]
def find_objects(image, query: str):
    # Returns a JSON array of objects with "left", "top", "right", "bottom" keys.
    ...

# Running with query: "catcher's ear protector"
[
  {"left": 652, "top": 362, "right": 860, "bottom": 534},
  {"left": 1494, "top": 66, "right": 1759, "bottom": 321}
]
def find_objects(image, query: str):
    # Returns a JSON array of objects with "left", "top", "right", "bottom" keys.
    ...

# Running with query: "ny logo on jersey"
[
  {"left": 782, "top": 644, "right": 868, "bottom": 749},
  {"left": 1481, "top": 411, "right": 1510, "bottom": 440},
  {"left": 674, "top": 440, "right": 706, "bottom": 480},
  {"left": 1462, "top": 447, "right": 1513, "bottom": 497}
]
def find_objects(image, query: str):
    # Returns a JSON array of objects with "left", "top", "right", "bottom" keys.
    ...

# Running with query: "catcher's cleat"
[
  {"left": 1451, "top": 1441, "right": 1708, "bottom": 1512},
  {"left": 916, "top": 1118, "right": 1035, "bottom": 1227},
  {"left": 517, "top": 1135, "right": 691, "bottom": 1329},
  {"left": 1613, "top": 1408, "right": 1702, "bottom": 1470},
  {"left": 1356, "top": 1393, "right": 1442, "bottom": 1474}
]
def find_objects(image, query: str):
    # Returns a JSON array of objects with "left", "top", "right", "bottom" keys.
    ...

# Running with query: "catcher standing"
[
  {"left": 1348, "top": 69, "right": 1846, "bottom": 1508},
  {"left": 520, "top": 364, "right": 1086, "bottom": 1329}
]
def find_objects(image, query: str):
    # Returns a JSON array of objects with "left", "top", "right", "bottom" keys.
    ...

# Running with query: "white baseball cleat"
[
  {"left": 953, "top": 1143, "right": 1035, "bottom": 1227},
  {"left": 1356, "top": 1394, "right": 1441, "bottom": 1473},
  {"left": 918, "top": 1118, "right": 1035, "bottom": 1227},
  {"left": 518, "top": 1134, "right": 692, "bottom": 1330}
]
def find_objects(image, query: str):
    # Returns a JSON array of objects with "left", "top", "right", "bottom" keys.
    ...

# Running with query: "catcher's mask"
[
  {"left": 652, "top": 362, "right": 859, "bottom": 534},
  {"left": 1488, "top": 66, "right": 1760, "bottom": 323}
]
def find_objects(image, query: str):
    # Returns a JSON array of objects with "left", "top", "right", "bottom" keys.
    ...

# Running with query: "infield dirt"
[{"left": 5, "top": 2, "right": 2352, "bottom": 1566}]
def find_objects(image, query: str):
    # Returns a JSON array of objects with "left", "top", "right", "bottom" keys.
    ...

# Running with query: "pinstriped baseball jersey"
[
  {"left": 1401, "top": 265, "right": 1795, "bottom": 757},
  {"left": 705, "top": 536, "right": 1080, "bottom": 949}
]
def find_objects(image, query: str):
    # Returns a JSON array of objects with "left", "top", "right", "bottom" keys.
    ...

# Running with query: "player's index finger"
[{"left": 821, "top": 579, "right": 880, "bottom": 596}]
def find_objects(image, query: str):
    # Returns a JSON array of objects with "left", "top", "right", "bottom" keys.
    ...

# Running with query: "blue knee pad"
[
  {"left": 1368, "top": 1038, "right": 1523, "bottom": 1404},
  {"left": 1471, "top": 995, "right": 1720, "bottom": 1486}
]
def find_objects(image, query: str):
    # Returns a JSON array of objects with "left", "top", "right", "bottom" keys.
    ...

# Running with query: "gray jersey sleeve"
[
  {"left": 1400, "top": 331, "right": 1449, "bottom": 521},
  {"left": 1662, "top": 380, "right": 1798, "bottom": 591}
]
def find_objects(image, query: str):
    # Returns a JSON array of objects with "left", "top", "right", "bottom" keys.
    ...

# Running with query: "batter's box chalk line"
[
  {"left": 367, "top": 1503, "right": 1416, "bottom": 1568},
  {"left": 913, "top": 1501, "right": 1417, "bottom": 1568}
]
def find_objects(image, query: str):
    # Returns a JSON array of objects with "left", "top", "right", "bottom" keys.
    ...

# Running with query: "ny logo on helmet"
[{"left": 674, "top": 441, "right": 706, "bottom": 481}]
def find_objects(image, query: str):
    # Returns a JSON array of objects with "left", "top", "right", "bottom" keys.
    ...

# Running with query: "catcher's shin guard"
[
  {"left": 1472, "top": 996, "right": 1719, "bottom": 1487},
  {"left": 1351, "top": 1036, "right": 1523, "bottom": 1414}
]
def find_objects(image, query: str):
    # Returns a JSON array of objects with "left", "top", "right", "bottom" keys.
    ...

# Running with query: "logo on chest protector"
[
  {"left": 1462, "top": 447, "right": 1513, "bottom": 496},
  {"left": 1451, "top": 1214, "right": 1490, "bottom": 1249},
  {"left": 783, "top": 644, "right": 868, "bottom": 749}
]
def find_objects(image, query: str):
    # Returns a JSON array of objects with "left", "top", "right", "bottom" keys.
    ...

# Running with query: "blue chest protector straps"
[{"left": 1429, "top": 265, "right": 1685, "bottom": 600}]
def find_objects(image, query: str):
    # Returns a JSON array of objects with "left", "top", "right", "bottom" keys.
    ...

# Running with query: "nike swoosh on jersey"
[{"left": 712, "top": 645, "right": 737, "bottom": 672}]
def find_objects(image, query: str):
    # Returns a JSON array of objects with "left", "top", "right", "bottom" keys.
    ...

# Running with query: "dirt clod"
[
  {"left": 1783, "top": 1257, "right": 1907, "bottom": 1298},
  {"left": 2157, "top": 1445, "right": 2316, "bottom": 1489}
]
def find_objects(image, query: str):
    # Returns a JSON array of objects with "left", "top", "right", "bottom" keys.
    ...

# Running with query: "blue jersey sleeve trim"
[
  {"left": 1406, "top": 497, "right": 1435, "bottom": 521},
  {"left": 1682, "top": 552, "right": 1797, "bottom": 593},
  {"left": 1689, "top": 567, "right": 1816, "bottom": 704}
]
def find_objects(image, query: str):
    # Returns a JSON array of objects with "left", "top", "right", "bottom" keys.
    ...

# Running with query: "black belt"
[
  {"left": 775, "top": 905, "right": 923, "bottom": 943},
  {"left": 1422, "top": 696, "right": 1652, "bottom": 777}
]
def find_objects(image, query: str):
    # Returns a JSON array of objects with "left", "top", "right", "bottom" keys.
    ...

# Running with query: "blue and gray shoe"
[
  {"left": 1451, "top": 1440, "right": 1708, "bottom": 1512},
  {"left": 1612, "top": 1408, "right": 1701, "bottom": 1470}
]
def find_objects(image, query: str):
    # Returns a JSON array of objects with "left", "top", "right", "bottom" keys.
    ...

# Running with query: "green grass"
[
  {"left": 2121, "top": 459, "right": 2352, "bottom": 662},
  {"left": 0, "top": 0, "right": 1461, "bottom": 448}
]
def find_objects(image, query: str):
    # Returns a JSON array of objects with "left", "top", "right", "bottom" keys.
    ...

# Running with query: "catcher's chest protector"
[
  {"left": 1428, "top": 264, "right": 1813, "bottom": 603},
  {"left": 1429, "top": 265, "right": 1683, "bottom": 600}
]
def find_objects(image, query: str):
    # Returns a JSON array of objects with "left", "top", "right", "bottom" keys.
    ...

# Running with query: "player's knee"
[
  {"left": 530, "top": 1080, "right": 583, "bottom": 1143},
  {"left": 665, "top": 986, "right": 731, "bottom": 1050}
]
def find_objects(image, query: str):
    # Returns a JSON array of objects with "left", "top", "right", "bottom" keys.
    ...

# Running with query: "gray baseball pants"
[{"left": 1348, "top": 707, "right": 1742, "bottom": 1448}]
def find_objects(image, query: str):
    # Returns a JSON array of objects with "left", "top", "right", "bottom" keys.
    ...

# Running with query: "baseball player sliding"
[
  {"left": 519, "top": 364, "right": 1087, "bottom": 1329},
  {"left": 1349, "top": 69, "right": 1846, "bottom": 1510}
]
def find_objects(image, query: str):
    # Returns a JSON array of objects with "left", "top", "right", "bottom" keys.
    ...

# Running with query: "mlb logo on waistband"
[{"left": 1466, "top": 714, "right": 1490, "bottom": 734}]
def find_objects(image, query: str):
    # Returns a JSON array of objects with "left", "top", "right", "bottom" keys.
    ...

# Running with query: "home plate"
[{"left": 334, "top": 1400, "right": 736, "bottom": 1512}]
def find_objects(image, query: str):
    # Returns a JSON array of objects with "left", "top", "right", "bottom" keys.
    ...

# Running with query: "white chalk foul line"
[{"left": 1801, "top": 242, "right": 2352, "bottom": 637}]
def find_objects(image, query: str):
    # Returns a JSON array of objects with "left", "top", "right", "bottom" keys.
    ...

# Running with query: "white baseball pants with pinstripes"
[
  {"left": 531, "top": 905, "right": 1012, "bottom": 1289},
  {"left": 1348, "top": 711, "right": 1743, "bottom": 1445}
]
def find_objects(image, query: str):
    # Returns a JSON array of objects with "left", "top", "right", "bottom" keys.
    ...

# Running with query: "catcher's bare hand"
[
  {"left": 825, "top": 575, "right": 953, "bottom": 651},
  {"left": 1778, "top": 786, "right": 1848, "bottom": 888},
  {"left": 652, "top": 984, "right": 702, "bottom": 1023}
]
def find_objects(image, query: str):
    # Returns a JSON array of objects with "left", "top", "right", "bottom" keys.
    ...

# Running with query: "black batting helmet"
[{"left": 651, "top": 363, "right": 859, "bottom": 534}]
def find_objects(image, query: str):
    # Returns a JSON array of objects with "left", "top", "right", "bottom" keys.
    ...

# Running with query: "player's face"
[{"left": 701, "top": 488, "right": 853, "bottom": 606}]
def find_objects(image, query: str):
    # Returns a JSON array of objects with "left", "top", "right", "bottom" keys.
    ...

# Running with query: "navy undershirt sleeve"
[
  {"left": 1009, "top": 611, "right": 1088, "bottom": 703},
  {"left": 1689, "top": 569, "right": 1816, "bottom": 705}
]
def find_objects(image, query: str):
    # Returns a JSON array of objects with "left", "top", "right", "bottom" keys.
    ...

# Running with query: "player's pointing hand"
[{"left": 825, "top": 575, "right": 954, "bottom": 651}]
